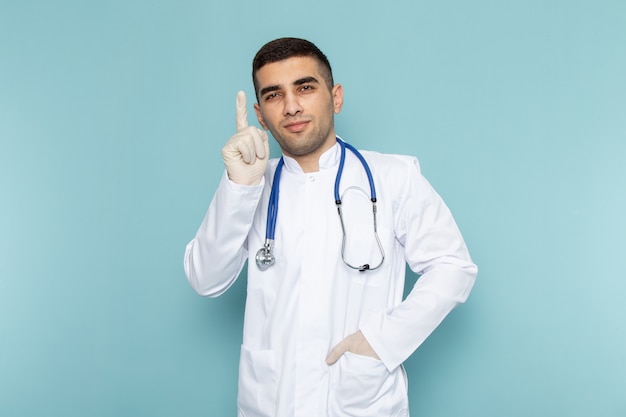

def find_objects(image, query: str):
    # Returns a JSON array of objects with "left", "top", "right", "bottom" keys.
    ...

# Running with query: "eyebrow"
[
  {"left": 294, "top": 76, "right": 319, "bottom": 86},
  {"left": 259, "top": 76, "right": 321, "bottom": 97}
]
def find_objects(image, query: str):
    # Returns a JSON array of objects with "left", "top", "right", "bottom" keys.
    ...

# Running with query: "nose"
[{"left": 283, "top": 92, "right": 302, "bottom": 116}]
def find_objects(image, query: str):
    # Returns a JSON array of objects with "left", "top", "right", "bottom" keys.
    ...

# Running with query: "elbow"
[
  {"left": 457, "top": 262, "right": 477, "bottom": 304},
  {"left": 184, "top": 255, "right": 225, "bottom": 298},
  {"left": 183, "top": 240, "right": 241, "bottom": 298},
  {"left": 418, "top": 260, "right": 477, "bottom": 305}
]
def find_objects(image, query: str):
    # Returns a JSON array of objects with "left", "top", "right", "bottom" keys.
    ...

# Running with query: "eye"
[
  {"left": 264, "top": 92, "right": 281, "bottom": 102},
  {"left": 299, "top": 85, "right": 315, "bottom": 93}
]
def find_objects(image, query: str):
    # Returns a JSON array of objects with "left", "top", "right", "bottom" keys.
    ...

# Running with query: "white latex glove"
[
  {"left": 326, "top": 330, "right": 381, "bottom": 365},
  {"left": 221, "top": 91, "right": 270, "bottom": 186}
]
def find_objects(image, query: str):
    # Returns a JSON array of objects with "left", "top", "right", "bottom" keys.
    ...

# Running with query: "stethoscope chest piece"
[{"left": 255, "top": 242, "right": 275, "bottom": 271}]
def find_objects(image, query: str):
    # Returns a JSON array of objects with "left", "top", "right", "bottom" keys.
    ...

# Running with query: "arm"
[
  {"left": 183, "top": 91, "right": 270, "bottom": 297},
  {"left": 184, "top": 172, "right": 264, "bottom": 296},
  {"left": 360, "top": 158, "right": 478, "bottom": 371}
]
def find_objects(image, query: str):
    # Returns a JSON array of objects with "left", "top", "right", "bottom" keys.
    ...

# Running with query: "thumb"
[
  {"left": 326, "top": 339, "right": 348, "bottom": 365},
  {"left": 257, "top": 129, "right": 270, "bottom": 159},
  {"left": 235, "top": 90, "right": 248, "bottom": 132}
]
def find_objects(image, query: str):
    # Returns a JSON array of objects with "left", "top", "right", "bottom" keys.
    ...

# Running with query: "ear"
[
  {"left": 332, "top": 84, "right": 344, "bottom": 114},
  {"left": 253, "top": 103, "right": 269, "bottom": 130}
]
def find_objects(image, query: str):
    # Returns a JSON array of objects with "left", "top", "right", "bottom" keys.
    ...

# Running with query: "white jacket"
[{"left": 184, "top": 142, "right": 477, "bottom": 417}]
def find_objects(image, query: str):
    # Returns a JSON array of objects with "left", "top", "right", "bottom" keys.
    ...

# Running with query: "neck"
[{"left": 289, "top": 134, "right": 337, "bottom": 173}]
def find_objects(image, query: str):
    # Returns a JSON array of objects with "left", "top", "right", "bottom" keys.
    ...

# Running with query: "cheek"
[
  {"left": 256, "top": 112, "right": 270, "bottom": 130},
  {"left": 259, "top": 108, "right": 279, "bottom": 128}
]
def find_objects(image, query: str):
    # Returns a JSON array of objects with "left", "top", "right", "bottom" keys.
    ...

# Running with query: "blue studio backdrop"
[{"left": 1, "top": 1, "right": 625, "bottom": 416}]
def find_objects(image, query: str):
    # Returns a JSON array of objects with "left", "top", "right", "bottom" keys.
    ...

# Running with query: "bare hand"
[{"left": 326, "top": 330, "right": 380, "bottom": 365}]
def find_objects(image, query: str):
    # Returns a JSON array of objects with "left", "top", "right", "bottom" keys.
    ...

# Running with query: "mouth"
[{"left": 283, "top": 120, "right": 310, "bottom": 133}]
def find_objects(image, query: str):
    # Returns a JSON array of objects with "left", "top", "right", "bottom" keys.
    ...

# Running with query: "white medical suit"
[{"left": 184, "top": 141, "right": 477, "bottom": 417}]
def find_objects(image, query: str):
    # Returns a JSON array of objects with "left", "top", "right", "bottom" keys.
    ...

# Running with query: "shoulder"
[
  {"left": 354, "top": 150, "right": 426, "bottom": 203},
  {"left": 358, "top": 150, "right": 422, "bottom": 175}
]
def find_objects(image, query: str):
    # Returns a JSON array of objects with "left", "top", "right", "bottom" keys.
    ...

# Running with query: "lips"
[{"left": 283, "top": 120, "right": 310, "bottom": 133}]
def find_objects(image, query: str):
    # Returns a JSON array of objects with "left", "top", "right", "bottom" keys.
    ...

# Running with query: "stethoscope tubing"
[
  {"left": 257, "top": 137, "right": 384, "bottom": 272},
  {"left": 266, "top": 157, "right": 284, "bottom": 241},
  {"left": 335, "top": 139, "right": 377, "bottom": 203}
]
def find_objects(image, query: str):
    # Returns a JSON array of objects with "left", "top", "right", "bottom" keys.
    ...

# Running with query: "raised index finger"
[{"left": 235, "top": 90, "right": 248, "bottom": 132}]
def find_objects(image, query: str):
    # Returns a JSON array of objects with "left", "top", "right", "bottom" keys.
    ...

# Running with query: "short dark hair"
[{"left": 252, "top": 37, "right": 334, "bottom": 99}]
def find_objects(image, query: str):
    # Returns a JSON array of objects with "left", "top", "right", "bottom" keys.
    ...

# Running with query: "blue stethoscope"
[{"left": 255, "top": 137, "right": 385, "bottom": 272}]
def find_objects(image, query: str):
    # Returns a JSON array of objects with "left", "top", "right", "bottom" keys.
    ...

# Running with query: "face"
[{"left": 254, "top": 56, "right": 343, "bottom": 168}]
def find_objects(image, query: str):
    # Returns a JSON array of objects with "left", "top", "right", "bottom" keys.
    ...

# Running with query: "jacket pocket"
[
  {"left": 328, "top": 352, "right": 408, "bottom": 417},
  {"left": 237, "top": 346, "right": 278, "bottom": 417}
]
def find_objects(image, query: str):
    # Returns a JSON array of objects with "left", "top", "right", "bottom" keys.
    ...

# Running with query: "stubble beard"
[{"left": 272, "top": 109, "right": 336, "bottom": 159}]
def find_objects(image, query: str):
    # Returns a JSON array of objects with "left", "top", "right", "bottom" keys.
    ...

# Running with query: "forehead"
[{"left": 255, "top": 56, "right": 323, "bottom": 89}]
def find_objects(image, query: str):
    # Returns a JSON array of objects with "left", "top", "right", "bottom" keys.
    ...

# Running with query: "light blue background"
[{"left": 1, "top": 1, "right": 625, "bottom": 416}]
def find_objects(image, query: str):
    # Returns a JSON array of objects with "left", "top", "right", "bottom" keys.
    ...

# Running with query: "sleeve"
[
  {"left": 183, "top": 171, "right": 265, "bottom": 297},
  {"left": 360, "top": 158, "right": 478, "bottom": 371}
]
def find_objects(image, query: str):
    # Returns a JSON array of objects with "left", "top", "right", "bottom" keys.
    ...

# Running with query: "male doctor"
[{"left": 184, "top": 37, "right": 477, "bottom": 417}]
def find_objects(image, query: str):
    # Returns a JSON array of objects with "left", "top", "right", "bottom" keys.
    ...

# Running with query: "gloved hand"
[
  {"left": 326, "top": 330, "right": 380, "bottom": 365},
  {"left": 221, "top": 91, "right": 270, "bottom": 186}
]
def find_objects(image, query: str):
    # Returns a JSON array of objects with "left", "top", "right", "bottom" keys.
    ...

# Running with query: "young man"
[{"left": 184, "top": 37, "right": 477, "bottom": 417}]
